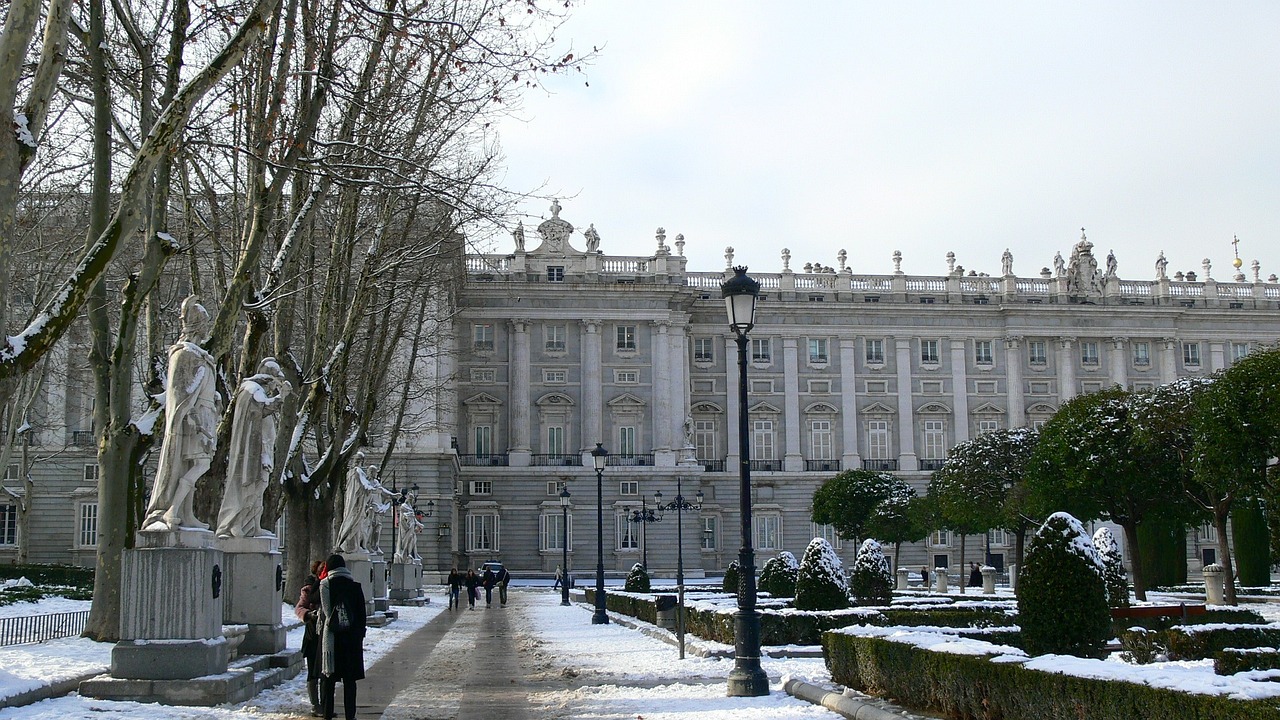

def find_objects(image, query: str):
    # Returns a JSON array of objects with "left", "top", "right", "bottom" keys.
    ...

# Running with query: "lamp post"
[
  {"left": 590, "top": 443, "right": 609, "bottom": 624},
  {"left": 655, "top": 477, "right": 703, "bottom": 659},
  {"left": 722, "top": 266, "right": 769, "bottom": 696},
  {"left": 560, "top": 486, "right": 572, "bottom": 606},
  {"left": 629, "top": 493, "right": 662, "bottom": 569}
]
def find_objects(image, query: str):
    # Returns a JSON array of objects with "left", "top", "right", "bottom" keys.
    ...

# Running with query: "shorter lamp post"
[
  {"left": 655, "top": 478, "right": 703, "bottom": 659},
  {"left": 559, "top": 486, "right": 572, "bottom": 606},
  {"left": 590, "top": 443, "right": 609, "bottom": 624},
  {"left": 629, "top": 494, "right": 662, "bottom": 569}
]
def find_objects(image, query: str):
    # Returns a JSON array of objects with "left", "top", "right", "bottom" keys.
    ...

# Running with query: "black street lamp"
[
  {"left": 655, "top": 477, "right": 703, "bottom": 659},
  {"left": 589, "top": 443, "right": 610, "bottom": 625},
  {"left": 722, "top": 266, "right": 769, "bottom": 697},
  {"left": 560, "top": 486, "right": 572, "bottom": 606},
  {"left": 629, "top": 493, "right": 662, "bottom": 569}
]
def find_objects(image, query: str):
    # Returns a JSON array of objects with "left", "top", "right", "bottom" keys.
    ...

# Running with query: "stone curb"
[
  {"left": 783, "top": 677, "right": 914, "bottom": 720},
  {"left": 0, "top": 668, "right": 105, "bottom": 710}
]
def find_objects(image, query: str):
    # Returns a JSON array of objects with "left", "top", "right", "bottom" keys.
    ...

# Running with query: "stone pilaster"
[
  {"left": 838, "top": 339, "right": 860, "bottom": 468},
  {"left": 893, "top": 337, "right": 917, "bottom": 471},
  {"left": 782, "top": 338, "right": 803, "bottom": 472},
  {"left": 1160, "top": 337, "right": 1178, "bottom": 384},
  {"left": 1005, "top": 336, "right": 1025, "bottom": 428},
  {"left": 950, "top": 339, "right": 969, "bottom": 444},
  {"left": 652, "top": 321, "right": 672, "bottom": 458},
  {"left": 725, "top": 337, "right": 741, "bottom": 468},
  {"left": 509, "top": 319, "right": 531, "bottom": 464},
  {"left": 1058, "top": 337, "right": 1077, "bottom": 401},
  {"left": 581, "top": 320, "right": 602, "bottom": 448},
  {"left": 1110, "top": 337, "right": 1128, "bottom": 389}
]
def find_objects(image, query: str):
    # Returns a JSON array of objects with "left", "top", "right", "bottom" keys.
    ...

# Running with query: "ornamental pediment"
[
  {"left": 803, "top": 402, "right": 839, "bottom": 414},
  {"left": 535, "top": 392, "right": 575, "bottom": 407},
  {"left": 749, "top": 401, "right": 782, "bottom": 415},
  {"left": 692, "top": 401, "right": 723, "bottom": 414},
  {"left": 861, "top": 402, "right": 895, "bottom": 415},
  {"left": 919, "top": 402, "right": 951, "bottom": 414},
  {"left": 1028, "top": 403, "right": 1058, "bottom": 414},
  {"left": 971, "top": 402, "right": 1004, "bottom": 415},
  {"left": 462, "top": 392, "right": 503, "bottom": 406},
  {"left": 606, "top": 393, "right": 647, "bottom": 408}
]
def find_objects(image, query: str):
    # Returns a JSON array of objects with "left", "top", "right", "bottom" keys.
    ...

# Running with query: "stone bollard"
[
  {"left": 896, "top": 568, "right": 911, "bottom": 591},
  {"left": 934, "top": 567, "right": 948, "bottom": 593},
  {"left": 982, "top": 566, "right": 996, "bottom": 594},
  {"left": 1008, "top": 563, "right": 1018, "bottom": 591},
  {"left": 1203, "top": 563, "right": 1225, "bottom": 605}
]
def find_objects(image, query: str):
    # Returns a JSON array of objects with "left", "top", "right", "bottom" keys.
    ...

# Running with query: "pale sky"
[{"left": 493, "top": 1, "right": 1280, "bottom": 282}]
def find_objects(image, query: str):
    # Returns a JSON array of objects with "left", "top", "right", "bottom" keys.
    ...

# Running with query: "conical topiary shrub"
[
  {"left": 1018, "top": 512, "right": 1111, "bottom": 658},
  {"left": 1092, "top": 526, "right": 1129, "bottom": 608},
  {"left": 722, "top": 560, "right": 741, "bottom": 593},
  {"left": 794, "top": 537, "right": 850, "bottom": 611},
  {"left": 624, "top": 562, "right": 651, "bottom": 592},
  {"left": 759, "top": 552, "right": 799, "bottom": 598},
  {"left": 849, "top": 538, "right": 893, "bottom": 606}
]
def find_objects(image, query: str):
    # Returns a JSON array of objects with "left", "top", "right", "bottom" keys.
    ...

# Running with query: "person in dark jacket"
[
  {"left": 481, "top": 566, "right": 497, "bottom": 607},
  {"left": 294, "top": 559, "right": 326, "bottom": 716},
  {"left": 447, "top": 567, "right": 463, "bottom": 610},
  {"left": 968, "top": 562, "right": 982, "bottom": 587},
  {"left": 496, "top": 565, "right": 512, "bottom": 606},
  {"left": 464, "top": 569, "right": 480, "bottom": 610},
  {"left": 320, "top": 553, "right": 366, "bottom": 720}
]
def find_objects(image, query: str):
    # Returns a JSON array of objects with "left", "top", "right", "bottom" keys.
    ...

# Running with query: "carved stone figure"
[
  {"left": 1001, "top": 249, "right": 1013, "bottom": 276},
  {"left": 1156, "top": 252, "right": 1168, "bottom": 279},
  {"left": 1066, "top": 232, "right": 1102, "bottom": 296},
  {"left": 512, "top": 222, "right": 525, "bottom": 253},
  {"left": 1053, "top": 252, "right": 1065, "bottom": 277},
  {"left": 142, "top": 296, "right": 220, "bottom": 532},
  {"left": 365, "top": 465, "right": 392, "bottom": 553},
  {"left": 215, "top": 358, "right": 290, "bottom": 538},
  {"left": 683, "top": 413, "right": 695, "bottom": 449},
  {"left": 395, "top": 502, "right": 422, "bottom": 563},
  {"left": 335, "top": 452, "right": 374, "bottom": 553},
  {"left": 583, "top": 223, "right": 601, "bottom": 253}
]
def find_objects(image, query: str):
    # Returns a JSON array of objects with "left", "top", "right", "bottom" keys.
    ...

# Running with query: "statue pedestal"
[
  {"left": 112, "top": 529, "right": 228, "bottom": 680},
  {"left": 390, "top": 560, "right": 424, "bottom": 604},
  {"left": 219, "top": 535, "right": 285, "bottom": 655},
  {"left": 371, "top": 553, "right": 389, "bottom": 612},
  {"left": 344, "top": 551, "right": 376, "bottom": 616}
]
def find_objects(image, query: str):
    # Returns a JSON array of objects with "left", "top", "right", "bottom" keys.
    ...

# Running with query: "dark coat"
[
  {"left": 496, "top": 568, "right": 511, "bottom": 587},
  {"left": 482, "top": 569, "right": 497, "bottom": 589},
  {"left": 294, "top": 576, "right": 322, "bottom": 680},
  {"left": 320, "top": 568, "right": 367, "bottom": 681},
  {"left": 448, "top": 570, "right": 464, "bottom": 590}
]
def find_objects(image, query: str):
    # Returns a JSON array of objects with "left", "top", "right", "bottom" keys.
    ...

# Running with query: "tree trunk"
[
  {"left": 1214, "top": 507, "right": 1237, "bottom": 605},
  {"left": 958, "top": 533, "right": 966, "bottom": 594},
  {"left": 1121, "top": 521, "right": 1146, "bottom": 602},
  {"left": 283, "top": 482, "right": 336, "bottom": 604}
]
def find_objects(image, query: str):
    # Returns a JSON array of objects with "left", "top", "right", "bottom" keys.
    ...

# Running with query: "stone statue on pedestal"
[
  {"left": 583, "top": 224, "right": 601, "bottom": 253},
  {"left": 365, "top": 465, "right": 394, "bottom": 554},
  {"left": 395, "top": 502, "right": 422, "bottom": 563},
  {"left": 215, "top": 358, "right": 291, "bottom": 538},
  {"left": 1001, "top": 249, "right": 1013, "bottom": 276},
  {"left": 335, "top": 452, "right": 375, "bottom": 553},
  {"left": 142, "top": 296, "right": 221, "bottom": 532}
]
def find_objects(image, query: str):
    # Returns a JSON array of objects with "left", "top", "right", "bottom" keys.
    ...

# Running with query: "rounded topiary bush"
[
  {"left": 1092, "top": 526, "right": 1129, "bottom": 608},
  {"left": 794, "top": 537, "right": 850, "bottom": 611},
  {"left": 849, "top": 538, "right": 893, "bottom": 606},
  {"left": 1018, "top": 512, "right": 1111, "bottom": 657},
  {"left": 759, "top": 552, "right": 799, "bottom": 598},
  {"left": 722, "top": 560, "right": 741, "bottom": 593},
  {"left": 624, "top": 562, "right": 651, "bottom": 592}
]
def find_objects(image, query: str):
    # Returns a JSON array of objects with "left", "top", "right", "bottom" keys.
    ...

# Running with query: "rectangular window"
[
  {"left": 3, "top": 463, "right": 17, "bottom": 481},
  {"left": 752, "top": 338, "right": 772, "bottom": 363},
  {"left": 808, "top": 294, "right": 825, "bottom": 302},
  {"left": 616, "top": 325, "right": 637, "bottom": 351},
  {"left": 1232, "top": 342, "right": 1249, "bottom": 361},
  {"left": 811, "top": 522, "right": 842, "bottom": 550},
  {"left": 540, "top": 513, "right": 571, "bottom": 551},
  {"left": 867, "top": 421, "right": 889, "bottom": 460},
  {"left": 618, "top": 426, "right": 636, "bottom": 455},
  {"left": 473, "top": 426, "right": 492, "bottom": 456},
  {"left": 701, "top": 516, "right": 717, "bottom": 550},
  {"left": 616, "top": 513, "right": 639, "bottom": 550},
  {"left": 616, "top": 370, "right": 639, "bottom": 384},
  {"left": 923, "top": 420, "right": 946, "bottom": 460},
  {"left": 750, "top": 379, "right": 773, "bottom": 394},
  {"left": 978, "top": 420, "right": 999, "bottom": 435},
  {"left": 974, "top": 340, "right": 994, "bottom": 365},
  {"left": 1028, "top": 341, "right": 1047, "bottom": 364},
  {"left": 1081, "top": 341, "right": 1100, "bottom": 365},
  {"left": 619, "top": 480, "right": 639, "bottom": 496},
  {"left": 930, "top": 529, "right": 950, "bottom": 547},
  {"left": 921, "top": 380, "right": 944, "bottom": 394},
  {"left": 78, "top": 501, "right": 98, "bottom": 548},
  {"left": 1031, "top": 419, "right": 1047, "bottom": 431},
  {"left": 546, "top": 266, "right": 565, "bottom": 282},
  {"left": 920, "top": 339, "right": 940, "bottom": 364},
  {"left": 470, "top": 368, "right": 496, "bottom": 383},
  {"left": 546, "top": 426, "right": 565, "bottom": 456},
  {"left": 1082, "top": 381, "right": 1103, "bottom": 394},
  {"left": 810, "top": 420, "right": 833, "bottom": 460},
  {"left": 84, "top": 464, "right": 99, "bottom": 482},
  {"left": 469, "top": 480, "right": 492, "bottom": 495},
  {"left": 694, "top": 420, "right": 716, "bottom": 461},
  {"left": 754, "top": 514, "right": 781, "bottom": 551},
  {"left": 472, "top": 323, "right": 494, "bottom": 351},
  {"left": 545, "top": 324, "right": 567, "bottom": 352},
  {"left": 752, "top": 420, "right": 775, "bottom": 460},
  {"left": 1029, "top": 381, "right": 1051, "bottom": 395},
  {"left": 865, "top": 381, "right": 888, "bottom": 394},
  {"left": 466, "top": 513, "right": 500, "bottom": 552},
  {"left": 808, "top": 338, "right": 828, "bottom": 363},
  {"left": 0, "top": 504, "right": 16, "bottom": 546},
  {"left": 808, "top": 380, "right": 831, "bottom": 394},
  {"left": 1183, "top": 342, "right": 1201, "bottom": 366},
  {"left": 1133, "top": 342, "right": 1150, "bottom": 366},
  {"left": 865, "top": 339, "right": 884, "bottom": 364},
  {"left": 544, "top": 369, "right": 567, "bottom": 384},
  {"left": 694, "top": 337, "right": 714, "bottom": 362},
  {"left": 547, "top": 480, "right": 568, "bottom": 495},
  {"left": 988, "top": 528, "right": 1009, "bottom": 547},
  {"left": 975, "top": 380, "right": 997, "bottom": 394},
  {"left": 1198, "top": 523, "right": 1218, "bottom": 543}
]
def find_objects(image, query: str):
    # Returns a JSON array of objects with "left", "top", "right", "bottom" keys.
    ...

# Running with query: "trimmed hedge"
[
  {"left": 0, "top": 563, "right": 94, "bottom": 587},
  {"left": 1165, "top": 626, "right": 1280, "bottom": 662},
  {"left": 824, "top": 631, "right": 1280, "bottom": 720},
  {"left": 880, "top": 606, "right": 1012, "bottom": 629},
  {"left": 1216, "top": 647, "right": 1280, "bottom": 676},
  {"left": 1113, "top": 607, "right": 1266, "bottom": 636}
]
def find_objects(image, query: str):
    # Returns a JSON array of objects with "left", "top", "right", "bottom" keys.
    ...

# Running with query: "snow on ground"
[{"left": 0, "top": 596, "right": 91, "bottom": 618}]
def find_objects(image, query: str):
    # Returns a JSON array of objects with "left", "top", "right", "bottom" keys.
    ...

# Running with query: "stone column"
[
  {"left": 1057, "top": 337, "right": 1077, "bottom": 401},
  {"left": 1160, "top": 338, "right": 1178, "bottom": 384},
  {"left": 949, "top": 339, "right": 969, "bottom": 444},
  {"left": 669, "top": 320, "right": 691, "bottom": 457},
  {"left": 652, "top": 321, "right": 673, "bottom": 460},
  {"left": 838, "top": 339, "right": 861, "bottom": 469},
  {"left": 509, "top": 319, "right": 531, "bottom": 464},
  {"left": 1203, "top": 563, "right": 1225, "bottom": 605},
  {"left": 982, "top": 566, "right": 996, "bottom": 595},
  {"left": 581, "top": 320, "right": 603, "bottom": 448},
  {"left": 896, "top": 567, "right": 911, "bottom": 591},
  {"left": 934, "top": 568, "right": 948, "bottom": 593},
  {"left": 893, "top": 337, "right": 917, "bottom": 471},
  {"left": 1208, "top": 341, "right": 1226, "bottom": 372},
  {"left": 782, "top": 338, "right": 803, "bottom": 472},
  {"left": 219, "top": 535, "right": 286, "bottom": 655},
  {"left": 725, "top": 337, "right": 741, "bottom": 468},
  {"left": 1110, "top": 337, "right": 1128, "bottom": 389},
  {"left": 1005, "top": 336, "right": 1025, "bottom": 428}
]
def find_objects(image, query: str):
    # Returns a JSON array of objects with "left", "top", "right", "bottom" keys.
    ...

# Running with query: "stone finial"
[
  {"left": 1175, "top": 271, "right": 1185, "bottom": 281},
  {"left": 837, "top": 249, "right": 847, "bottom": 272},
  {"left": 781, "top": 248, "right": 791, "bottom": 271},
  {"left": 1252, "top": 259, "right": 1261, "bottom": 282},
  {"left": 550, "top": 199, "right": 562, "bottom": 218},
  {"left": 1202, "top": 258, "right": 1212, "bottom": 279},
  {"left": 1040, "top": 267, "right": 1052, "bottom": 279},
  {"left": 674, "top": 234, "right": 685, "bottom": 257},
  {"left": 1269, "top": 274, "right": 1278, "bottom": 283},
  {"left": 946, "top": 251, "right": 956, "bottom": 275},
  {"left": 1186, "top": 271, "right": 1197, "bottom": 282},
  {"left": 803, "top": 262, "right": 814, "bottom": 273},
  {"left": 655, "top": 227, "right": 669, "bottom": 256},
  {"left": 892, "top": 250, "right": 903, "bottom": 274},
  {"left": 725, "top": 246, "right": 735, "bottom": 268}
]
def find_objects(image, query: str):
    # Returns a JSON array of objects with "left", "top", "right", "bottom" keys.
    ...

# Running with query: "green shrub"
[
  {"left": 880, "top": 606, "right": 1012, "bottom": 628},
  {"left": 722, "top": 561, "right": 741, "bottom": 594},
  {"left": 1017, "top": 512, "right": 1111, "bottom": 658},
  {"left": 795, "top": 537, "right": 850, "bottom": 611},
  {"left": 1092, "top": 526, "right": 1130, "bottom": 608},
  {"left": 1164, "top": 625, "right": 1280, "bottom": 661},
  {"left": 624, "top": 563, "right": 651, "bottom": 592},
  {"left": 1215, "top": 647, "right": 1280, "bottom": 675},
  {"left": 1118, "top": 627, "right": 1167, "bottom": 664},
  {"left": 1233, "top": 499, "right": 1272, "bottom": 587},
  {"left": 1113, "top": 606, "right": 1266, "bottom": 636},
  {"left": 758, "top": 552, "right": 798, "bottom": 598},
  {"left": 848, "top": 539, "right": 893, "bottom": 606},
  {"left": 0, "top": 563, "right": 94, "bottom": 588}
]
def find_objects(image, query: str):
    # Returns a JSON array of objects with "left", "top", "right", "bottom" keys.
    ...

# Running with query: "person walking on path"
[
  {"left": 294, "top": 559, "right": 326, "bottom": 716},
  {"left": 320, "top": 553, "right": 367, "bottom": 720},
  {"left": 920, "top": 566, "right": 929, "bottom": 587},
  {"left": 447, "top": 567, "right": 463, "bottom": 610},
  {"left": 482, "top": 566, "right": 497, "bottom": 607},
  {"left": 968, "top": 562, "right": 982, "bottom": 587},
  {"left": 552, "top": 564, "right": 563, "bottom": 590},
  {"left": 497, "top": 565, "right": 512, "bottom": 606},
  {"left": 464, "top": 569, "right": 480, "bottom": 610}
]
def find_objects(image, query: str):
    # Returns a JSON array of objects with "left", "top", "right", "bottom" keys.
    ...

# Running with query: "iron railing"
[
  {"left": 862, "top": 459, "right": 899, "bottom": 471},
  {"left": 531, "top": 454, "right": 577, "bottom": 467},
  {"left": 458, "top": 453, "right": 509, "bottom": 466},
  {"left": 919, "top": 459, "right": 948, "bottom": 471},
  {"left": 606, "top": 453, "right": 654, "bottom": 467},
  {"left": 804, "top": 459, "right": 842, "bottom": 472},
  {"left": 749, "top": 459, "right": 781, "bottom": 472},
  {"left": 700, "top": 459, "right": 726, "bottom": 472},
  {"left": 0, "top": 610, "right": 89, "bottom": 646}
]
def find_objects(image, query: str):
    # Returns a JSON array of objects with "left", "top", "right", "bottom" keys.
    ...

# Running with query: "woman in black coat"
[
  {"left": 293, "top": 559, "right": 325, "bottom": 715},
  {"left": 464, "top": 569, "right": 480, "bottom": 609},
  {"left": 320, "top": 553, "right": 367, "bottom": 720}
]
